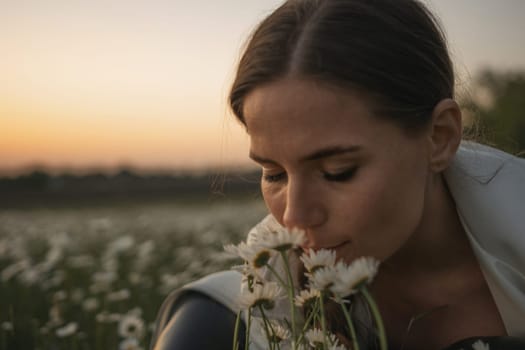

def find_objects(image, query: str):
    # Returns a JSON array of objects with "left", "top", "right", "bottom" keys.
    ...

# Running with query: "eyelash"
[
  {"left": 263, "top": 172, "right": 286, "bottom": 183},
  {"left": 323, "top": 167, "right": 357, "bottom": 182},
  {"left": 262, "top": 167, "right": 357, "bottom": 183}
]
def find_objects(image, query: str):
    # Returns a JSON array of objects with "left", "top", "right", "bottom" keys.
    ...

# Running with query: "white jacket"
[{"left": 443, "top": 142, "right": 525, "bottom": 336}]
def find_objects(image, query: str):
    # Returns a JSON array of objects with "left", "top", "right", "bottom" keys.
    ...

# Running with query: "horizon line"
[{"left": 0, "top": 162, "right": 258, "bottom": 177}]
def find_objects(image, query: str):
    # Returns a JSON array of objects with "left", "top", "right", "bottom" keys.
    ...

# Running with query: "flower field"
[{"left": 0, "top": 199, "right": 266, "bottom": 350}]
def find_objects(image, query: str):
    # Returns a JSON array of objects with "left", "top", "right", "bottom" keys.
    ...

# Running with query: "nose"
[{"left": 282, "top": 178, "right": 327, "bottom": 237}]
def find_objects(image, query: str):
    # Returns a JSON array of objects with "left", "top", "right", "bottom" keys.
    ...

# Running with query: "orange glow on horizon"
[
  {"left": 1, "top": 1, "right": 524, "bottom": 175},
  {"left": 0, "top": 98, "right": 251, "bottom": 173}
]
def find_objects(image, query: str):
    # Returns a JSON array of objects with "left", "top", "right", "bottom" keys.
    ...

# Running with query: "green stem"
[
  {"left": 232, "top": 310, "right": 242, "bottom": 350},
  {"left": 361, "top": 287, "right": 387, "bottom": 350},
  {"left": 339, "top": 300, "right": 359, "bottom": 350},
  {"left": 301, "top": 299, "right": 319, "bottom": 332},
  {"left": 259, "top": 307, "right": 275, "bottom": 350},
  {"left": 244, "top": 308, "right": 251, "bottom": 350},
  {"left": 265, "top": 264, "right": 287, "bottom": 289},
  {"left": 280, "top": 251, "right": 297, "bottom": 349},
  {"left": 318, "top": 293, "right": 329, "bottom": 349},
  {"left": 297, "top": 299, "right": 320, "bottom": 346}
]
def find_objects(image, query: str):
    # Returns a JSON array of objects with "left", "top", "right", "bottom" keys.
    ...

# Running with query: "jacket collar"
[{"left": 445, "top": 141, "right": 510, "bottom": 184}]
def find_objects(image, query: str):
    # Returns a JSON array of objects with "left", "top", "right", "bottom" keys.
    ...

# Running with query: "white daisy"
[
  {"left": 239, "top": 266, "right": 266, "bottom": 294},
  {"left": 259, "top": 227, "right": 306, "bottom": 252},
  {"left": 233, "top": 263, "right": 264, "bottom": 282},
  {"left": 224, "top": 241, "right": 273, "bottom": 268},
  {"left": 118, "top": 314, "right": 145, "bottom": 339},
  {"left": 246, "top": 214, "right": 284, "bottom": 246},
  {"left": 96, "top": 311, "right": 122, "bottom": 323},
  {"left": 1, "top": 322, "right": 13, "bottom": 331},
  {"left": 55, "top": 322, "right": 78, "bottom": 337},
  {"left": 107, "top": 288, "right": 131, "bottom": 302},
  {"left": 308, "top": 265, "right": 338, "bottom": 292},
  {"left": 472, "top": 340, "right": 490, "bottom": 350},
  {"left": 224, "top": 243, "right": 241, "bottom": 257},
  {"left": 294, "top": 288, "right": 320, "bottom": 307},
  {"left": 301, "top": 249, "right": 336, "bottom": 273},
  {"left": 119, "top": 337, "right": 143, "bottom": 350},
  {"left": 268, "top": 320, "right": 290, "bottom": 343},
  {"left": 53, "top": 290, "right": 67, "bottom": 303},
  {"left": 82, "top": 298, "right": 100, "bottom": 312},
  {"left": 305, "top": 328, "right": 339, "bottom": 347},
  {"left": 331, "top": 257, "right": 380, "bottom": 297},
  {"left": 305, "top": 328, "right": 324, "bottom": 347},
  {"left": 238, "top": 282, "right": 283, "bottom": 310},
  {"left": 48, "top": 304, "right": 63, "bottom": 326}
]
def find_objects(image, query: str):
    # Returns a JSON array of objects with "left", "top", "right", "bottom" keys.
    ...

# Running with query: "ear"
[{"left": 427, "top": 98, "right": 462, "bottom": 172}]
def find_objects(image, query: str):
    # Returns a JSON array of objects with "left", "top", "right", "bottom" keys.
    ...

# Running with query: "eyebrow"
[{"left": 249, "top": 145, "right": 362, "bottom": 165}]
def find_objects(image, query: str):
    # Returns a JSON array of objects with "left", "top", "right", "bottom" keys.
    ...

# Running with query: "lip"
[
  {"left": 331, "top": 241, "right": 349, "bottom": 249},
  {"left": 331, "top": 241, "right": 351, "bottom": 255},
  {"left": 302, "top": 240, "right": 351, "bottom": 252}
]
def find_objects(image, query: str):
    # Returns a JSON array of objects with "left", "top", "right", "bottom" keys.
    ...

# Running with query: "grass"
[{"left": 0, "top": 198, "right": 266, "bottom": 350}]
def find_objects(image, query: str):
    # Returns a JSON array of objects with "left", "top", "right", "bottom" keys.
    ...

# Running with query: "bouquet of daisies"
[{"left": 225, "top": 217, "right": 387, "bottom": 350}]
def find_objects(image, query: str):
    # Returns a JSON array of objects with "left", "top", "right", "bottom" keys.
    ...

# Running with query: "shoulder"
[
  {"left": 150, "top": 271, "right": 243, "bottom": 349},
  {"left": 182, "top": 270, "right": 243, "bottom": 311},
  {"left": 444, "top": 142, "right": 525, "bottom": 252},
  {"left": 445, "top": 141, "right": 524, "bottom": 185},
  {"left": 154, "top": 270, "right": 243, "bottom": 322},
  {"left": 150, "top": 291, "right": 245, "bottom": 350},
  {"left": 444, "top": 142, "right": 524, "bottom": 209},
  {"left": 444, "top": 142, "right": 525, "bottom": 336}
]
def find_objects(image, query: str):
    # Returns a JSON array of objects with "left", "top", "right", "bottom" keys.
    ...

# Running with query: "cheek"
[
  {"left": 343, "top": 164, "right": 428, "bottom": 259},
  {"left": 376, "top": 182, "right": 426, "bottom": 259},
  {"left": 261, "top": 183, "right": 286, "bottom": 225}
]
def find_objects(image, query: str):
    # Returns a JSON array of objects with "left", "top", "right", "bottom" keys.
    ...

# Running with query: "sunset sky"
[{"left": 1, "top": 0, "right": 525, "bottom": 175}]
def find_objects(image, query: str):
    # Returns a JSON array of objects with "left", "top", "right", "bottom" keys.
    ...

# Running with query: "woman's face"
[{"left": 243, "top": 78, "right": 433, "bottom": 263}]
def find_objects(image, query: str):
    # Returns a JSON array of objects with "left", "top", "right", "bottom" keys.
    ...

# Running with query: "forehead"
[{"left": 243, "top": 78, "right": 381, "bottom": 144}]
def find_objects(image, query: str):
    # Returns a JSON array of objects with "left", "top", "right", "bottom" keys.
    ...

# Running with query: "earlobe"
[{"left": 428, "top": 98, "right": 462, "bottom": 172}]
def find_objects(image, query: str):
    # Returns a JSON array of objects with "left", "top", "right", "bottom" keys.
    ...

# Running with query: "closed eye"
[
  {"left": 323, "top": 167, "right": 357, "bottom": 182},
  {"left": 263, "top": 172, "right": 286, "bottom": 183}
]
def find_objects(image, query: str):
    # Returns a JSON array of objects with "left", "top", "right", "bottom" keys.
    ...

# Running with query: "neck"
[
  {"left": 372, "top": 173, "right": 487, "bottom": 313},
  {"left": 382, "top": 173, "right": 475, "bottom": 278}
]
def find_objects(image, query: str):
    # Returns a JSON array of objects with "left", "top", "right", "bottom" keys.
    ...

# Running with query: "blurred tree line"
[
  {"left": 0, "top": 169, "right": 261, "bottom": 208},
  {"left": 462, "top": 69, "right": 525, "bottom": 155}
]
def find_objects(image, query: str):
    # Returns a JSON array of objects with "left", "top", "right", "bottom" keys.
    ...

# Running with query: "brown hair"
[{"left": 229, "top": 0, "right": 454, "bottom": 132}]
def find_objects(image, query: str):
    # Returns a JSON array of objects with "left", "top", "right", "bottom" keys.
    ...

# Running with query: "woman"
[{"left": 150, "top": 0, "right": 525, "bottom": 349}]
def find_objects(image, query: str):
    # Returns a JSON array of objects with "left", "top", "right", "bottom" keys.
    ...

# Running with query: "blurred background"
[
  {"left": 0, "top": 0, "right": 524, "bottom": 349},
  {"left": 1, "top": 0, "right": 525, "bottom": 203}
]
